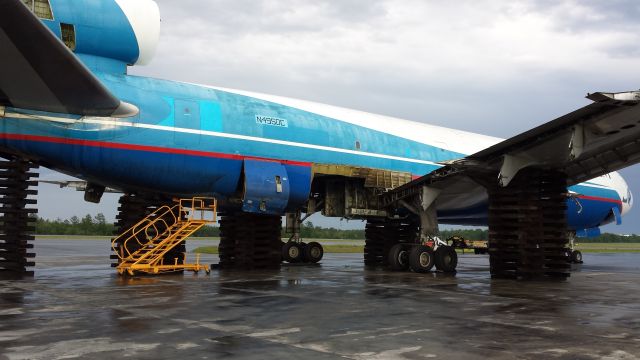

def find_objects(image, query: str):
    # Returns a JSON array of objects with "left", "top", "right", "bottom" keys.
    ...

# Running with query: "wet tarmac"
[{"left": 1, "top": 240, "right": 640, "bottom": 359}]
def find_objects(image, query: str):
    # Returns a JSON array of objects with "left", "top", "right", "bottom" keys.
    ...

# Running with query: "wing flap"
[{"left": 0, "top": 0, "right": 135, "bottom": 117}]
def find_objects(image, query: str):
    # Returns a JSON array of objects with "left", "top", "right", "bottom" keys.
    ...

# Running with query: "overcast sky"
[{"left": 38, "top": 0, "right": 640, "bottom": 233}]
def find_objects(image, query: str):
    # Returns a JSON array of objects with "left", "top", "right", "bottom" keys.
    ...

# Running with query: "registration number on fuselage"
[{"left": 255, "top": 115, "right": 288, "bottom": 128}]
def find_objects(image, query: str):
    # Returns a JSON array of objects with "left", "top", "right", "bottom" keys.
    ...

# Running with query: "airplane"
[{"left": 1, "top": 0, "right": 638, "bottom": 278}]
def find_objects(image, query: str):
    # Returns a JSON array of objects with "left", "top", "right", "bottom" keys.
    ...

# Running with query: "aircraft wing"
[
  {"left": 459, "top": 91, "right": 640, "bottom": 187},
  {"left": 383, "top": 91, "right": 640, "bottom": 217},
  {"left": 0, "top": 0, "right": 137, "bottom": 117}
]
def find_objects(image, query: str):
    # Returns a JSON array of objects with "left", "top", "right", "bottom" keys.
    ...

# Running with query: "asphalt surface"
[{"left": 1, "top": 240, "right": 640, "bottom": 359}]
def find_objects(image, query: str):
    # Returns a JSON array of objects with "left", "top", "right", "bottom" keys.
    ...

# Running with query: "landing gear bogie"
[{"left": 282, "top": 241, "right": 324, "bottom": 264}]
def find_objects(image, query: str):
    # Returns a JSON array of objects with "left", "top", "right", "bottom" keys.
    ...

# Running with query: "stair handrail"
[
  {"left": 111, "top": 204, "right": 180, "bottom": 260},
  {"left": 129, "top": 220, "right": 204, "bottom": 266},
  {"left": 179, "top": 197, "right": 217, "bottom": 223}
]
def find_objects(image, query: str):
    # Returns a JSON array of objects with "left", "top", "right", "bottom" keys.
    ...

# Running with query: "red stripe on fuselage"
[
  {"left": 0, "top": 133, "right": 313, "bottom": 167},
  {"left": 576, "top": 194, "right": 622, "bottom": 206},
  {"left": 0, "top": 134, "right": 627, "bottom": 208}
]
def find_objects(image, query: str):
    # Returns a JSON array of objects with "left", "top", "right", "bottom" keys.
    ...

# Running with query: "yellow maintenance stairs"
[{"left": 112, "top": 197, "right": 216, "bottom": 276}]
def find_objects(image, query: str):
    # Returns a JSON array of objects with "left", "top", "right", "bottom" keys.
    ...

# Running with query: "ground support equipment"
[
  {"left": 0, "top": 155, "right": 38, "bottom": 275},
  {"left": 487, "top": 168, "right": 571, "bottom": 279},
  {"left": 111, "top": 194, "right": 186, "bottom": 268},
  {"left": 112, "top": 197, "right": 215, "bottom": 275},
  {"left": 218, "top": 212, "right": 282, "bottom": 270}
]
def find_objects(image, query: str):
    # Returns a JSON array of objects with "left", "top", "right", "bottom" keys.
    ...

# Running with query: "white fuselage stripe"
[{"left": 4, "top": 112, "right": 442, "bottom": 167}]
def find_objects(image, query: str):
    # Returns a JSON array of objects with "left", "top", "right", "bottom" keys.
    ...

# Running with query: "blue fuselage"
[{"left": 0, "top": 68, "right": 626, "bottom": 232}]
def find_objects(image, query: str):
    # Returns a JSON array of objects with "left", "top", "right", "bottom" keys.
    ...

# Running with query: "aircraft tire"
[
  {"left": 304, "top": 242, "right": 324, "bottom": 263},
  {"left": 434, "top": 246, "right": 458, "bottom": 272},
  {"left": 387, "top": 243, "right": 409, "bottom": 271},
  {"left": 282, "top": 242, "right": 304, "bottom": 263},
  {"left": 409, "top": 245, "right": 435, "bottom": 273},
  {"left": 571, "top": 250, "right": 583, "bottom": 264}
]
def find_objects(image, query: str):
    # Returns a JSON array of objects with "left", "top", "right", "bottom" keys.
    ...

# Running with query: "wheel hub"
[
  {"left": 398, "top": 250, "right": 407, "bottom": 265},
  {"left": 289, "top": 247, "right": 299, "bottom": 258},
  {"left": 419, "top": 252, "right": 430, "bottom": 267}
]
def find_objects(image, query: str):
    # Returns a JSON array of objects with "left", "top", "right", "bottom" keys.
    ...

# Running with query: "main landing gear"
[
  {"left": 365, "top": 215, "right": 458, "bottom": 274},
  {"left": 386, "top": 238, "right": 458, "bottom": 273}
]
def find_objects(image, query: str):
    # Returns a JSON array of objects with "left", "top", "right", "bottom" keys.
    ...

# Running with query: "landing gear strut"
[
  {"left": 0, "top": 154, "right": 38, "bottom": 275},
  {"left": 282, "top": 211, "right": 323, "bottom": 264},
  {"left": 568, "top": 232, "right": 583, "bottom": 264}
]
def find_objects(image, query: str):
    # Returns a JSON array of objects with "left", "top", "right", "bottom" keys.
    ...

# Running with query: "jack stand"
[{"left": 0, "top": 154, "right": 38, "bottom": 276}]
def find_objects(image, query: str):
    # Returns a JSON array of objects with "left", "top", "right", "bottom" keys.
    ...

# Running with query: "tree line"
[{"left": 33, "top": 214, "right": 640, "bottom": 242}]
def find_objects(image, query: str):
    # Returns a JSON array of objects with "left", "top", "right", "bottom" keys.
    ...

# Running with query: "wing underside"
[
  {"left": 0, "top": 0, "right": 136, "bottom": 117},
  {"left": 385, "top": 91, "right": 640, "bottom": 212}
]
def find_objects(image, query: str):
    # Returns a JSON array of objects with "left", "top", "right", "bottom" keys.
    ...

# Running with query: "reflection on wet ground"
[{"left": 0, "top": 240, "right": 639, "bottom": 359}]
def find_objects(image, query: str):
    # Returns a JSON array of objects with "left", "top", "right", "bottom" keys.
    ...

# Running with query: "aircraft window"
[
  {"left": 355, "top": 141, "right": 361, "bottom": 150},
  {"left": 21, "top": 0, "right": 54, "bottom": 20},
  {"left": 60, "top": 23, "right": 76, "bottom": 51}
]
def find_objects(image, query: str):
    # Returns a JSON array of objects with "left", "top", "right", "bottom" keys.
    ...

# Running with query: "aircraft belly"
[
  {"left": 0, "top": 129, "right": 242, "bottom": 196},
  {"left": 435, "top": 184, "right": 622, "bottom": 230}
]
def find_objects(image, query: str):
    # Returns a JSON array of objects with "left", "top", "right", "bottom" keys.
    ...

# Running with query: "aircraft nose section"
[{"left": 615, "top": 172, "right": 633, "bottom": 216}]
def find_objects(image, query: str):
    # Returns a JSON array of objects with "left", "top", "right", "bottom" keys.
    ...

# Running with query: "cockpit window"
[
  {"left": 21, "top": 0, "right": 54, "bottom": 20},
  {"left": 60, "top": 23, "right": 76, "bottom": 51}
]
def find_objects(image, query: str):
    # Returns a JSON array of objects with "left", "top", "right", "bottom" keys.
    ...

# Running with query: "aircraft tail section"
[{"left": 0, "top": 0, "right": 136, "bottom": 117}]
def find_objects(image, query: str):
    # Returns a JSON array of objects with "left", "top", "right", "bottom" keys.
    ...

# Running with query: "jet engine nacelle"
[{"left": 36, "top": 0, "right": 160, "bottom": 66}]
